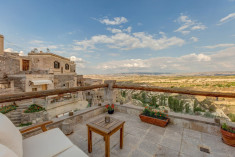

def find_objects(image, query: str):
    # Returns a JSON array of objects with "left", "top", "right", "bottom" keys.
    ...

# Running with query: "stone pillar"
[
  {"left": 103, "top": 80, "right": 116, "bottom": 105},
  {"left": 10, "top": 80, "right": 14, "bottom": 91},
  {"left": 0, "top": 34, "right": 4, "bottom": 55}
]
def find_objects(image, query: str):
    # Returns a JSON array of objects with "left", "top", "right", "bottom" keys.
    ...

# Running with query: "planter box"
[
  {"left": 221, "top": 128, "right": 235, "bottom": 147},
  {"left": 139, "top": 114, "right": 169, "bottom": 127}
]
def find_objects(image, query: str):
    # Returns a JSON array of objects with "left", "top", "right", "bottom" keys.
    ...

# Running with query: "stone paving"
[{"left": 68, "top": 112, "right": 235, "bottom": 157}]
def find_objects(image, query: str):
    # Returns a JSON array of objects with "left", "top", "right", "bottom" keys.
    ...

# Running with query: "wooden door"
[
  {"left": 61, "top": 67, "right": 63, "bottom": 73},
  {"left": 22, "top": 60, "right": 29, "bottom": 71},
  {"left": 42, "top": 84, "right": 47, "bottom": 90}
]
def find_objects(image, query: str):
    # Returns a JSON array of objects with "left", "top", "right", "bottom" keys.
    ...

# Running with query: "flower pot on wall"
[
  {"left": 221, "top": 128, "right": 235, "bottom": 147},
  {"left": 108, "top": 110, "right": 114, "bottom": 114},
  {"left": 139, "top": 114, "right": 169, "bottom": 127}
]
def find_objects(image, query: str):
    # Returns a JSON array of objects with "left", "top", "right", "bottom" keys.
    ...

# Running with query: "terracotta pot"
[
  {"left": 139, "top": 114, "right": 169, "bottom": 127},
  {"left": 221, "top": 128, "right": 235, "bottom": 147},
  {"left": 108, "top": 110, "right": 114, "bottom": 114}
]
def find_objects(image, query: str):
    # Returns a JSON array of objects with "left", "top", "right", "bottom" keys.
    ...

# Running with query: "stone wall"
[
  {"left": 54, "top": 74, "right": 77, "bottom": 88},
  {"left": 21, "top": 111, "right": 49, "bottom": 125},
  {"left": 0, "top": 55, "right": 20, "bottom": 78},
  {"left": 29, "top": 53, "right": 76, "bottom": 74},
  {"left": 25, "top": 74, "right": 54, "bottom": 92},
  {"left": 8, "top": 75, "right": 26, "bottom": 91},
  {"left": 115, "top": 104, "right": 226, "bottom": 136},
  {"left": 46, "top": 99, "right": 88, "bottom": 119},
  {"left": 21, "top": 106, "right": 105, "bottom": 138}
]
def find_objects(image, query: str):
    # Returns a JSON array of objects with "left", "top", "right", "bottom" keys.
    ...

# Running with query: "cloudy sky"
[{"left": 0, "top": 0, "right": 235, "bottom": 74}]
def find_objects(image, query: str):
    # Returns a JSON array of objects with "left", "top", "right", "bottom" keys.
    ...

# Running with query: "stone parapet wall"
[
  {"left": 115, "top": 104, "right": 223, "bottom": 136},
  {"left": 21, "top": 111, "right": 49, "bottom": 125},
  {"left": 21, "top": 106, "right": 105, "bottom": 139}
]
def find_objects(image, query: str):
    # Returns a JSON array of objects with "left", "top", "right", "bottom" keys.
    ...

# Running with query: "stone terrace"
[{"left": 68, "top": 112, "right": 234, "bottom": 157}]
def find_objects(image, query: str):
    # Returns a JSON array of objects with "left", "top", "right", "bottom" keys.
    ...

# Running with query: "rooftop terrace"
[{"left": 68, "top": 111, "right": 234, "bottom": 157}]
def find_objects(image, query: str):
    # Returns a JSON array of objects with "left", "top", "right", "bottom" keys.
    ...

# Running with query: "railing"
[
  {"left": 0, "top": 84, "right": 108, "bottom": 103},
  {"left": 1, "top": 83, "right": 235, "bottom": 103}
]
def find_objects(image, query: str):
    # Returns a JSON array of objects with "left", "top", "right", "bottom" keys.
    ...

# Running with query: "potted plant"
[
  {"left": 221, "top": 123, "right": 235, "bottom": 147},
  {"left": 105, "top": 104, "right": 114, "bottom": 114},
  {"left": 139, "top": 106, "right": 169, "bottom": 127}
]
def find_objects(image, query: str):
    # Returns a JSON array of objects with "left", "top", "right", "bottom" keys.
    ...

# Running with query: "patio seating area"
[{"left": 68, "top": 112, "right": 234, "bottom": 157}]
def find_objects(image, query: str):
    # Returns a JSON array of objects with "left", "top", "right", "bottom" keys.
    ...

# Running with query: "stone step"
[{"left": 10, "top": 116, "right": 21, "bottom": 118}]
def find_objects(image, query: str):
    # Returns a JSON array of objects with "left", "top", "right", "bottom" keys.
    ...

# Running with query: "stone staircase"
[{"left": 7, "top": 105, "right": 28, "bottom": 127}]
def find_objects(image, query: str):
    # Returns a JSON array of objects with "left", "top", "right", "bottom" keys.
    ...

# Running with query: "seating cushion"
[
  {"left": 23, "top": 128, "right": 74, "bottom": 157},
  {"left": 0, "top": 113, "right": 23, "bottom": 157},
  {"left": 0, "top": 144, "right": 18, "bottom": 157},
  {"left": 55, "top": 145, "right": 88, "bottom": 157}
]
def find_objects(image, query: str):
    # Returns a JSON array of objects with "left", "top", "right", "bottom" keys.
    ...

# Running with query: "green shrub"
[
  {"left": 24, "top": 104, "right": 45, "bottom": 113},
  {"left": 19, "top": 122, "right": 32, "bottom": 127},
  {"left": 121, "top": 91, "right": 126, "bottom": 98},
  {"left": 228, "top": 113, "right": 235, "bottom": 122},
  {"left": 221, "top": 123, "right": 235, "bottom": 133},
  {"left": 194, "top": 107, "right": 205, "bottom": 112},
  {"left": 0, "top": 105, "right": 17, "bottom": 114},
  {"left": 142, "top": 106, "right": 168, "bottom": 120},
  {"left": 185, "top": 103, "right": 190, "bottom": 113},
  {"left": 204, "top": 112, "right": 215, "bottom": 118}
]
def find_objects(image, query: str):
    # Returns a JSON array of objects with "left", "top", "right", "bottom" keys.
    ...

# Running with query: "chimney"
[{"left": 0, "top": 34, "right": 4, "bottom": 55}]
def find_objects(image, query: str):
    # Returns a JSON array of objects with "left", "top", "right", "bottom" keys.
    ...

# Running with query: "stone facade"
[
  {"left": 21, "top": 111, "right": 49, "bottom": 125},
  {"left": 0, "top": 54, "right": 21, "bottom": 78},
  {"left": 28, "top": 52, "right": 76, "bottom": 74},
  {"left": 54, "top": 74, "right": 77, "bottom": 89}
]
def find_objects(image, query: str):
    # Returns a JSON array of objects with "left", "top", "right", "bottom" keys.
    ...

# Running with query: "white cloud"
[
  {"left": 190, "top": 37, "right": 198, "bottom": 42},
  {"left": 175, "top": 14, "right": 207, "bottom": 35},
  {"left": 96, "top": 47, "right": 235, "bottom": 74},
  {"left": 99, "top": 17, "right": 128, "bottom": 25},
  {"left": 70, "top": 56, "right": 86, "bottom": 68},
  {"left": 123, "top": 26, "right": 132, "bottom": 33},
  {"left": 218, "top": 13, "right": 235, "bottom": 25},
  {"left": 73, "top": 32, "right": 184, "bottom": 51},
  {"left": 204, "top": 43, "right": 235, "bottom": 49},
  {"left": 107, "top": 28, "right": 122, "bottom": 33},
  {"left": 29, "top": 40, "right": 44, "bottom": 44},
  {"left": 4, "top": 48, "right": 25, "bottom": 56},
  {"left": 4, "top": 48, "right": 14, "bottom": 52}
]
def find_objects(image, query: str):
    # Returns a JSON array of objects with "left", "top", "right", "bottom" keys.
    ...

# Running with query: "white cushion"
[
  {"left": 23, "top": 128, "right": 73, "bottom": 157},
  {"left": 0, "top": 113, "right": 23, "bottom": 157},
  {"left": 0, "top": 144, "right": 18, "bottom": 157},
  {"left": 55, "top": 145, "right": 88, "bottom": 157}
]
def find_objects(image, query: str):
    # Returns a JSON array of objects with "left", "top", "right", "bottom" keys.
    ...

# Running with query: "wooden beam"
[
  {"left": 0, "top": 84, "right": 108, "bottom": 103},
  {"left": 113, "top": 84, "right": 235, "bottom": 98}
]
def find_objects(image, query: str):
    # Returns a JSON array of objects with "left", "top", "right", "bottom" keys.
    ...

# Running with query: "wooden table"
[{"left": 86, "top": 116, "right": 125, "bottom": 157}]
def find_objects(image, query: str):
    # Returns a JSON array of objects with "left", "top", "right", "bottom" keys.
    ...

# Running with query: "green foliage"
[
  {"left": 142, "top": 107, "right": 168, "bottom": 120},
  {"left": 208, "top": 105, "right": 216, "bottom": 112},
  {"left": 0, "top": 105, "right": 17, "bottom": 114},
  {"left": 19, "top": 122, "right": 32, "bottom": 127},
  {"left": 149, "top": 96, "right": 159, "bottom": 108},
  {"left": 221, "top": 123, "right": 235, "bottom": 133},
  {"left": 121, "top": 90, "right": 126, "bottom": 98},
  {"left": 228, "top": 113, "right": 235, "bottom": 122},
  {"left": 168, "top": 96, "right": 184, "bottom": 112},
  {"left": 24, "top": 104, "right": 45, "bottom": 113},
  {"left": 194, "top": 107, "right": 205, "bottom": 112},
  {"left": 204, "top": 112, "right": 215, "bottom": 118},
  {"left": 185, "top": 103, "right": 190, "bottom": 113}
]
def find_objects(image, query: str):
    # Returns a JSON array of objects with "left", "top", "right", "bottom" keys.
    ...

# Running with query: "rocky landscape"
[{"left": 86, "top": 74, "right": 235, "bottom": 122}]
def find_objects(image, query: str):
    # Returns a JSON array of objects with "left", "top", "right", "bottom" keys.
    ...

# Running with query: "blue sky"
[{"left": 0, "top": 0, "right": 235, "bottom": 74}]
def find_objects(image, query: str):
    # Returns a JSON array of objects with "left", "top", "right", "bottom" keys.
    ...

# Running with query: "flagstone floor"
[{"left": 68, "top": 112, "right": 234, "bottom": 157}]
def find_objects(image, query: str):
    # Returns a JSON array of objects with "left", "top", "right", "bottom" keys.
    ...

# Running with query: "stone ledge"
[
  {"left": 22, "top": 106, "right": 105, "bottom": 138},
  {"left": 115, "top": 104, "right": 222, "bottom": 136}
]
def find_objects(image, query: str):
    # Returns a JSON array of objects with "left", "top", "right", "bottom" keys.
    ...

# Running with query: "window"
[
  {"left": 54, "top": 61, "right": 60, "bottom": 69},
  {"left": 65, "top": 64, "right": 70, "bottom": 70},
  {"left": 32, "top": 88, "right": 37, "bottom": 91}
]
